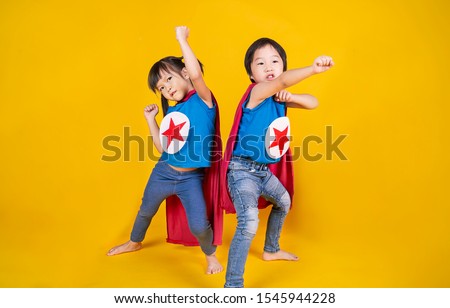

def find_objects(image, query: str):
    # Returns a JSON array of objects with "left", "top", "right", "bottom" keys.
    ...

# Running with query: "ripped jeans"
[{"left": 224, "top": 156, "right": 291, "bottom": 288}]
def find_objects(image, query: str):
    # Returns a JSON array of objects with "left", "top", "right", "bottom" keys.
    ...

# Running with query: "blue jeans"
[
  {"left": 225, "top": 156, "right": 291, "bottom": 288},
  {"left": 130, "top": 160, "right": 216, "bottom": 256}
]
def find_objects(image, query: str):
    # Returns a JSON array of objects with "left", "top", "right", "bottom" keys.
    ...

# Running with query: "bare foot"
[
  {"left": 262, "top": 250, "right": 299, "bottom": 261},
  {"left": 205, "top": 254, "right": 223, "bottom": 275},
  {"left": 106, "top": 241, "right": 142, "bottom": 256}
]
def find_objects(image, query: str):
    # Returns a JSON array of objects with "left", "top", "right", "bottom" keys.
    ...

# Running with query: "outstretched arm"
[
  {"left": 175, "top": 26, "right": 213, "bottom": 107},
  {"left": 144, "top": 104, "right": 163, "bottom": 154},
  {"left": 247, "top": 56, "right": 333, "bottom": 109},
  {"left": 275, "top": 90, "right": 319, "bottom": 109}
]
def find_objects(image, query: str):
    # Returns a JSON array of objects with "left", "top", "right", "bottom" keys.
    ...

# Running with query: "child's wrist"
[{"left": 309, "top": 65, "right": 318, "bottom": 75}]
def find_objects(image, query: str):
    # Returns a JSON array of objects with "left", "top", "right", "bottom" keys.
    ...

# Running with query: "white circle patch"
[
  {"left": 159, "top": 111, "right": 190, "bottom": 154},
  {"left": 265, "top": 116, "right": 291, "bottom": 159}
]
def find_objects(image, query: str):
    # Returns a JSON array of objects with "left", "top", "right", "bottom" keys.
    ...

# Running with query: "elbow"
[
  {"left": 303, "top": 97, "right": 319, "bottom": 110},
  {"left": 189, "top": 73, "right": 203, "bottom": 83},
  {"left": 309, "top": 98, "right": 319, "bottom": 109}
]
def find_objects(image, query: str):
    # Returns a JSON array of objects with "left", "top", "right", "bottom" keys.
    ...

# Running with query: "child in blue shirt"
[
  {"left": 222, "top": 37, "right": 334, "bottom": 287},
  {"left": 107, "top": 26, "right": 223, "bottom": 275}
]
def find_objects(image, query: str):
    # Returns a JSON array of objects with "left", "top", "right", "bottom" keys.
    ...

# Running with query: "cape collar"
[{"left": 179, "top": 90, "right": 196, "bottom": 103}]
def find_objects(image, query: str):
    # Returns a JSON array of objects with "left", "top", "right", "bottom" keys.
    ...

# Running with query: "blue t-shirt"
[
  {"left": 161, "top": 92, "right": 216, "bottom": 168},
  {"left": 233, "top": 95, "right": 286, "bottom": 164}
]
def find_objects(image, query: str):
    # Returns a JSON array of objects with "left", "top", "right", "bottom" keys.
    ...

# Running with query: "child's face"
[
  {"left": 250, "top": 44, "right": 284, "bottom": 83},
  {"left": 155, "top": 68, "right": 192, "bottom": 101}
]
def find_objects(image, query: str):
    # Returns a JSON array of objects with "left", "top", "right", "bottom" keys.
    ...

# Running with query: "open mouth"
[{"left": 267, "top": 74, "right": 275, "bottom": 80}]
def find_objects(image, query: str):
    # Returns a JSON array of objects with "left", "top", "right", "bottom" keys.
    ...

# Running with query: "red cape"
[
  {"left": 165, "top": 93, "right": 223, "bottom": 246},
  {"left": 220, "top": 84, "right": 295, "bottom": 214}
]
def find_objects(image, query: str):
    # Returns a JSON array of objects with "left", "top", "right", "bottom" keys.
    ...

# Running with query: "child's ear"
[{"left": 182, "top": 67, "right": 189, "bottom": 79}]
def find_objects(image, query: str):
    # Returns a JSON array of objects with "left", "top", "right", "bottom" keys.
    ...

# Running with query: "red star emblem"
[
  {"left": 162, "top": 118, "right": 187, "bottom": 148},
  {"left": 269, "top": 126, "right": 289, "bottom": 155}
]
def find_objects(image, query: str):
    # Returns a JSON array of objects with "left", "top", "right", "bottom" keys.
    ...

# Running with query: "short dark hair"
[
  {"left": 148, "top": 56, "right": 203, "bottom": 115},
  {"left": 244, "top": 38, "right": 287, "bottom": 82}
]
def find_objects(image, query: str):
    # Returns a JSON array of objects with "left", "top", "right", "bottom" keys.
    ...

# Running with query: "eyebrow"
[
  {"left": 156, "top": 72, "right": 172, "bottom": 88},
  {"left": 254, "top": 55, "right": 280, "bottom": 62}
]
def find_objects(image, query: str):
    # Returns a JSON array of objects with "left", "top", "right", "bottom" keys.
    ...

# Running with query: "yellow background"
[{"left": 1, "top": 0, "right": 449, "bottom": 288}]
